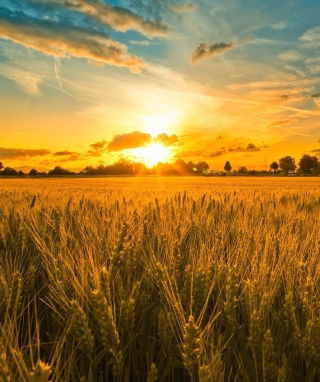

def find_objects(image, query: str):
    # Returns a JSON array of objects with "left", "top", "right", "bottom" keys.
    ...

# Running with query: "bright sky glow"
[
  {"left": 1, "top": 0, "right": 320, "bottom": 171},
  {"left": 144, "top": 111, "right": 178, "bottom": 137},
  {"left": 132, "top": 143, "right": 172, "bottom": 168}
]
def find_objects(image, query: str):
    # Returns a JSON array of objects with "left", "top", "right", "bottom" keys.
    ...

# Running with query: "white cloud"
[
  {"left": 279, "top": 50, "right": 303, "bottom": 62},
  {"left": 299, "top": 26, "right": 320, "bottom": 47},
  {"left": 270, "top": 21, "right": 287, "bottom": 31},
  {"left": 0, "top": 64, "right": 43, "bottom": 95}
]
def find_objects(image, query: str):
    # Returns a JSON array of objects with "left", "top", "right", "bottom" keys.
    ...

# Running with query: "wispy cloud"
[
  {"left": 0, "top": 147, "right": 51, "bottom": 159},
  {"left": 270, "top": 21, "right": 287, "bottom": 31},
  {"left": 279, "top": 50, "right": 303, "bottom": 62},
  {"left": 0, "top": 7, "right": 145, "bottom": 73},
  {"left": 0, "top": 64, "right": 43, "bottom": 95},
  {"left": 299, "top": 26, "right": 320, "bottom": 47},
  {"left": 130, "top": 40, "right": 150, "bottom": 46},
  {"left": 54, "top": 56, "right": 62, "bottom": 88},
  {"left": 53, "top": 150, "right": 79, "bottom": 156},
  {"left": 191, "top": 34, "right": 254, "bottom": 63},
  {"left": 170, "top": 3, "right": 198, "bottom": 13},
  {"left": 174, "top": 149, "right": 204, "bottom": 158},
  {"left": 27, "top": 0, "right": 172, "bottom": 38}
]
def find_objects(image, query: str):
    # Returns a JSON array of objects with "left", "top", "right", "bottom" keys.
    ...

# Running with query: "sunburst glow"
[
  {"left": 134, "top": 143, "right": 172, "bottom": 168},
  {"left": 144, "top": 111, "right": 178, "bottom": 137}
]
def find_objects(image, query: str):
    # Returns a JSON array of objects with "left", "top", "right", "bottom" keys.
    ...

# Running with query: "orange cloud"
[
  {"left": 90, "top": 140, "right": 108, "bottom": 150},
  {"left": 192, "top": 35, "right": 253, "bottom": 63},
  {"left": 36, "top": 0, "right": 171, "bottom": 38},
  {"left": 174, "top": 149, "right": 204, "bottom": 157},
  {"left": 0, "top": 9, "right": 145, "bottom": 73},
  {"left": 0, "top": 147, "right": 51, "bottom": 159},
  {"left": 170, "top": 3, "right": 199, "bottom": 13},
  {"left": 53, "top": 150, "right": 80, "bottom": 156},
  {"left": 107, "top": 131, "right": 152, "bottom": 151},
  {"left": 155, "top": 133, "right": 179, "bottom": 146}
]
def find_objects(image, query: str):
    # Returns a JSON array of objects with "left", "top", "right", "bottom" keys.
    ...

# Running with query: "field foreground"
[{"left": 1, "top": 177, "right": 320, "bottom": 381}]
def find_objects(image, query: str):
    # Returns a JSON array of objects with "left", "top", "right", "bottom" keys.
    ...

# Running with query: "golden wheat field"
[{"left": 1, "top": 176, "right": 320, "bottom": 382}]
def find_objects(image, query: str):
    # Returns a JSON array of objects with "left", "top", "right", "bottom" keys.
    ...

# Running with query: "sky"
[{"left": 1, "top": 0, "right": 320, "bottom": 171}]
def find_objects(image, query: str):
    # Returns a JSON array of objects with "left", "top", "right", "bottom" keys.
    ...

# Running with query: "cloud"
[
  {"left": 90, "top": 140, "right": 108, "bottom": 150},
  {"left": 56, "top": 153, "right": 82, "bottom": 162},
  {"left": 107, "top": 131, "right": 152, "bottom": 151},
  {"left": 299, "top": 26, "right": 320, "bottom": 47},
  {"left": 270, "top": 21, "right": 287, "bottom": 31},
  {"left": 0, "top": 147, "right": 51, "bottom": 159},
  {"left": 54, "top": 56, "right": 62, "bottom": 88},
  {"left": 209, "top": 150, "right": 225, "bottom": 157},
  {"left": 279, "top": 50, "right": 303, "bottom": 62},
  {"left": 191, "top": 34, "right": 254, "bottom": 63},
  {"left": 229, "top": 143, "right": 261, "bottom": 153},
  {"left": 0, "top": 7, "right": 145, "bottom": 73},
  {"left": 310, "top": 148, "right": 320, "bottom": 154},
  {"left": 87, "top": 140, "right": 108, "bottom": 157},
  {"left": 311, "top": 93, "right": 320, "bottom": 98},
  {"left": 53, "top": 150, "right": 80, "bottom": 156},
  {"left": 268, "top": 119, "right": 293, "bottom": 127},
  {"left": 155, "top": 133, "right": 179, "bottom": 146},
  {"left": 0, "top": 64, "right": 43, "bottom": 95},
  {"left": 130, "top": 40, "right": 150, "bottom": 46},
  {"left": 29, "top": 0, "right": 171, "bottom": 38},
  {"left": 170, "top": 3, "right": 198, "bottom": 13},
  {"left": 174, "top": 149, "right": 204, "bottom": 157},
  {"left": 191, "top": 42, "right": 234, "bottom": 64}
]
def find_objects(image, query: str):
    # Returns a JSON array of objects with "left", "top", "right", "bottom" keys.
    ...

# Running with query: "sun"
[{"left": 134, "top": 143, "right": 172, "bottom": 168}]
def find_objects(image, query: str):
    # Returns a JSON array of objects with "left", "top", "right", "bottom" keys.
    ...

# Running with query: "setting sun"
[{"left": 133, "top": 143, "right": 172, "bottom": 168}]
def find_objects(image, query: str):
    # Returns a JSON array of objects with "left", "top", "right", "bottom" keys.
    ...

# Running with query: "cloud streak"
[
  {"left": 0, "top": 7, "right": 145, "bottom": 73},
  {"left": 27, "top": 0, "right": 171, "bottom": 39},
  {"left": 54, "top": 56, "right": 62, "bottom": 88},
  {"left": 170, "top": 3, "right": 198, "bottom": 13},
  {"left": 191, "top": 35, "right": 254, "bottom": 63},
  {"left": 0, "top": 147, "right": 51, "bottom": 159}
]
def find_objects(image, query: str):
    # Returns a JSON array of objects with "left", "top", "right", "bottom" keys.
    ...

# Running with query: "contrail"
[
  {"left": 54, "top": 56, "right": 62, "bottom": 88},
  {"left": 241, "top": 112, "right": 314, "bottom": 137}
]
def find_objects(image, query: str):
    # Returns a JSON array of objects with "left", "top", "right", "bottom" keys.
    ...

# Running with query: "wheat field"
[{"left": 1, "top": 177, "right": 320, "bottom": 381}]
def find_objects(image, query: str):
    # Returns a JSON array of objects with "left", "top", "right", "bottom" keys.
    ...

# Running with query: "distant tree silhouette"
[
  {"left": 279, "top": 156, "right": 296, "bottom": 175},
  {"left": 48, "top": 166, "right": 75, "bottom": 176},
  {"left": 238, "top": 166, "right": 248, "bottom": 174},
  {"left": 298, "top": 154, "right": 318, "bottom": 174},
  {"left": 18, "top": 170, "right": 25, "bottom": 176},
  {"left": 224, "top": 161, "right": 232, "bottom": 174},
  {"left": 195, "top": 161, "right": 209, "bottom": 174},
  {"left": 29, "top": 168, "right": 38, "bottom": 176},
  {"left": 1, "top": 167, "right": 18, "bottom": 176},
  {"left": 0, "top": 162, "right": 3, "bottom": 171},
  {"left": 270, "top": 161, "right": 279, "bottom": 175}
]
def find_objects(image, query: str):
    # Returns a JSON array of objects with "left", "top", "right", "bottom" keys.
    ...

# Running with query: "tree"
[
  {"left": 48, "top": 166, "right": 75, "bottom": 176},
  {"left": 1, "top": 167, "right": 18, "bottom": 176},
  {"left": 298, "top": 154, "right": 318, "bottom": 174},
  {"left": 195, "top": 161, "right": 209, "bottom": 174},
  {"left": 0, "top": 162, "right": 3, "bottom": 171},
  {"left": 270, "top": 161, "right": 279, "bottom": 175},
  {"left": 29, "top": 168, "right": 38, "bottom": 176},
  {"left": 224, "top": 161, "right": 232, "bottom": 174},
  {"left": 279, "top": 156, "right": 296, "bottom": 175},
  {"left": 238, "top": 166, "right": 248, "bottom": 174}
]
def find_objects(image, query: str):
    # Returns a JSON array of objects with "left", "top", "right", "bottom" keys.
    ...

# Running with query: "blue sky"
[{"left": 1, "top": 0, "right": 320, "bottom": 170}]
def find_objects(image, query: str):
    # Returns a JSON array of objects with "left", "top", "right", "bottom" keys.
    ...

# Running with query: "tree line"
[
  {"left": 0, "top": 154, "right": 319, "bottom": 177},
  {"left": 0, "top": 158, "right": 210, "bottom": 177},
  {"left": 228, "top": 154, "right": 320, "bottom": 175}
]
